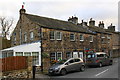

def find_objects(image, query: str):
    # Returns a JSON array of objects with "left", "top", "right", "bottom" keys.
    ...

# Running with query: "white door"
[{"left": 73, "top": 52, "right": 78, "bottom": 58}]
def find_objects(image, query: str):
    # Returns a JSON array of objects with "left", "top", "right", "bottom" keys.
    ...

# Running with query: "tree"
[{"left": 0, "top": 17, "right": 14, "bottom": 38}]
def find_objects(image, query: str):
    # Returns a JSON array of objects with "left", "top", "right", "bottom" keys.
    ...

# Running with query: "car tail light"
[{"left": 96, "top": 60, "right": 99, "bottom": 63}]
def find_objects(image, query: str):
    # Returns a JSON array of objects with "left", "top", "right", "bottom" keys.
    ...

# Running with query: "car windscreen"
[
  {"left": 86, "top": 54, "right": 95, "bottom": 58},
  {"left": 56, "top": 59, "right": 67, "bottom": 64},
  {"left": 97, "top": 54, "right": 104, "bottom": 58}
]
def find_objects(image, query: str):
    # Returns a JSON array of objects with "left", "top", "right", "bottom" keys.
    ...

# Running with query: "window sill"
[
  {"left": 101, "top": 37, "right": 105, "bottom": 38},
  {"left": 90, "top": 41, "right": 93, "bottom": 43},
  {"left": 56, "top": 39, "right": 62, "bottom": 41},
  {"left": 50, "top": 39, "right": 55, "bottom": 40},
  {"left": 70, "top": 40, "right": 75, "bottom": 41},
  {"left": 80, "top": 40, "right": 84, "bottom": 42}
]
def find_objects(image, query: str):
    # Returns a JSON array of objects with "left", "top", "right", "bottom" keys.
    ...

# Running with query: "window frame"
[
  {"left": 70, "top": 33, "right": 75, "bottom": 41},
  {"left": 24, "top": 32, "right": 27, "bottom": 42},
  {"left": 13, "top": 37, "right": 16, "bottom": 45},
  {"left": 56, "top": 52, "right": 62, "bottom": 61},
  {"left": 32, "top": 52, "right": 39, "bottom": 65},
  {"left": 50, "top": 31, "right": 55, "bottom": 40},
  {"left": 66, "top": 52, "right": 72, "bottom": 59},
  {"left": 30, "top": 31, "right": 34, "bottom": 40},
  {"left": 56, "top": 31, "right": 62, "bottom": 40},
  {"left": 50, "top": 53, "right": 56, "bottom": 60},
  {"left": 89, "top": 35, "right": 93, "bottom": 42},
  {"left": 80, "top": 34, "right": 84, "bottom": 41},
  {"left": 15, "top": 52, "right": 23, "bottom": 56}
]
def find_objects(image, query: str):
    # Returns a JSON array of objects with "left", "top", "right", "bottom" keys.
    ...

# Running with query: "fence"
[{"left": 0, "top": 56, "right": 28, "bottom": 72}]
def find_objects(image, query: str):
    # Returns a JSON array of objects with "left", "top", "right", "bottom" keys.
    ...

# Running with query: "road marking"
[{"left": 95, "top": 69, "right": 109, "bottom": 77}]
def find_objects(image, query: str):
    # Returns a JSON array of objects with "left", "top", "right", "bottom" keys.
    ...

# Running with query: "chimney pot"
[
  {"left": 82, "top": 20, "right": 84, "bottom": 23},
  {"left": 111, "top": 23, "right": 112, "bottom": 26},
  {"left": 102, "top": 21, "right": 104, "bottom": 24},
  {"left": 90, "top": 18, "right": 92, "bottom": 21},
  {"left": 22, "top": 5, "right": 24, "bottom": 9}
]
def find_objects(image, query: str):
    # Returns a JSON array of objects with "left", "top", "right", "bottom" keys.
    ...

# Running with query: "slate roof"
[
  {"left": 24, "top": 13, "right": 112, "bottom": 35},
  {"left": 88, "top": 26, "right": 111, "bottom": 34},
  {"left": 24, "top": 13, "right": 95, "bottom": 34}
]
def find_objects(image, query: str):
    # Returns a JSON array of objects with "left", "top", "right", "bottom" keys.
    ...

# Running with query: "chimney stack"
[
  {"left": 89, "top": 18, "right": 95, "bottom": 26},
  {"left": 108, "top": 23, "right": 115, "bottom": 31},
  {"left": 68, "top": 16, "right": 78, "bottom": 24},
  {"left": 81, "top": 20, "right": 87, "bottom": 26},
  {"left": 19, "top": 3, "right": 26, "bottom": 14},
  {"left": 98, "top": 21, "right": 104, "bottom": 28}
]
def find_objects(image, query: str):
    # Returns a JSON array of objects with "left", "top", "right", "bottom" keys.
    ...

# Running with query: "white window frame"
[
  {"left": 70, "top": 33, "right": 75, "bottom": 41},
  {"left": 66, "top": 52, "right": 72, "bottom": 59},
  {"left": 101, "top": 34, "right": 105, "bottom": 39},
  {"left": 24, "top": 52, "right": 31, "bottom": 56},
  {"left": 80, "top": 34, "right": 84, "bottom": 41},
  {"left": 89, "top": 35, "right": 93, "bottom": 42},
  {"left": 14, "top": 37, "right": 16, "bottom": 44},
  {"left": 24, "top": 33, "right": 27, "bottom": 42},
  {"left": 56, "top": 31, "right": 62, "bottom": 40},
  {"left": 56, "top": 52, "right": 62, "bottom": 60},
  {"left": 107, "top": 35, "right": 111, "bottom": 39},
  {"left": 50, "top": 53, "right": 56, "bottom": 60},
  {"left": 15, "top": 52, "right": 23, "bottom": 56},
  {"left": 30, "top": 31, "right": 34, "bottom": 40},
  {"left": 50, "top": 31, "right": 55, "bottom": 40},
  {"left": 32, "top": 52, "right": 39, "bottom": 66}
]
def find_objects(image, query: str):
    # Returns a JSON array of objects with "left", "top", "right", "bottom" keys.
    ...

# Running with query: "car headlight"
[{"left": 55, "top": 67, "right": 60, "bottom": 70}]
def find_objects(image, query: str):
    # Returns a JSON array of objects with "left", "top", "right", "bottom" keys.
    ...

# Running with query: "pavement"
[{"left": 35, "top": 73, "right": 50, "bottom": 79}]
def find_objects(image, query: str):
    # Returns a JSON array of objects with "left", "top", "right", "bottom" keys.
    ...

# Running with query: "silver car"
[{"left": 48, "top": 58, "right": 85, "bottom": 75}]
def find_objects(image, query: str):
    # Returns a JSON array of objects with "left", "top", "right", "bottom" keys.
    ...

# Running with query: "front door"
[{"left": 73, "top": 52, "right": 78, "bottom": 58}]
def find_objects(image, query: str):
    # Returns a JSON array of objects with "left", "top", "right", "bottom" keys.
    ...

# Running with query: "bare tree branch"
[{"left": 0, "top": 17, "right": 14, "bottom": 38}]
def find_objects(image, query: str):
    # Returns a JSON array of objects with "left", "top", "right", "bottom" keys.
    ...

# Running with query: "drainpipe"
[{"left": 39, "top": 26, "right": 43, "bottom": 72}]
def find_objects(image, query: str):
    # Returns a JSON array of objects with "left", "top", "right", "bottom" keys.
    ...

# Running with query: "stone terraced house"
[{"left": 8, "top": 7, "right": 116, "bottom": 70}]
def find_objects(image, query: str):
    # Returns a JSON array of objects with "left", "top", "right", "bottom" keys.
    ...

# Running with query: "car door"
[
  {"left": 104, "top": 54, "right": 110, "bottom": 65},
  {"left": 65, "top": 59, "right": 75, "bottom": 72},
  {"left": 74, "top": 58, "right": 81, "bottom": 70}
]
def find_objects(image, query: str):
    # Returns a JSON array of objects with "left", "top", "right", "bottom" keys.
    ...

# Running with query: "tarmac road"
[{"left": 49, "top": 58, "right": 119, "bottom": 78}]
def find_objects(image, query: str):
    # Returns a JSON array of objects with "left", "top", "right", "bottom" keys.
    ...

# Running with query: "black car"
[{"left": 86, "top": 52, "right": 113, "bottom": 67}]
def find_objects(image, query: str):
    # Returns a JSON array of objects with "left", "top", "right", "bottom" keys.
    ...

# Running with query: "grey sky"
[{"left": 0, "top": 0, "right": 119, "bottom": 39}]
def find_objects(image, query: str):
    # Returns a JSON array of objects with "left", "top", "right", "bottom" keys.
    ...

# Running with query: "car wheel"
[
  {"left": 60, "top": 69, "right": 67, "bottom": 76},
  {"left": 98, "top": 62, "right": 102, "bottom": 67},
  {"left": 80, "top": 65, "right": 85, "bottom": 72}
]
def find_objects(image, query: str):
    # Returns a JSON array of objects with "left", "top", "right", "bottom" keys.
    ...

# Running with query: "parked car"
[
  {"left": 48, "top": 58, "right": 85, "bottom": 75},
  {"left": 86, "top": 52, "right": 113, "bottom": 67}
]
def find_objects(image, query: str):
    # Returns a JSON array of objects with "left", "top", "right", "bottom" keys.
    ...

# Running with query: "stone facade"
[
  {"left": 11, "top": 8, "right": 115, "bottom": 71},
  {"left": 111, "top": 32, "right": 120, "bottom": 57}
]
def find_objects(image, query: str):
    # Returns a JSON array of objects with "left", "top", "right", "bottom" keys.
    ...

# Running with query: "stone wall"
[
  {"left": 112, "top": 49, "right": 120, "bottom": 58},
  {"left": 0, "top": 37, "right": 11, "bottom": 50},
  {"left": 1, "top": 56, "right": 33, "bottom": 79}
]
